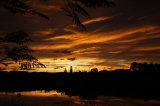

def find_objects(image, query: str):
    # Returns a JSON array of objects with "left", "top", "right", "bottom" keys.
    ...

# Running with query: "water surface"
[{"left": 0, "top": 91, "right": 160, "bottom": 106}]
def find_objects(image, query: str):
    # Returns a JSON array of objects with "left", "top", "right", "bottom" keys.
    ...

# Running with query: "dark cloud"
[
  {"left": 54, "top": 49, "right": 72, "bottom": 54},
  {"left": 67, "top": 57, "right": 76, "bottom": 61}
]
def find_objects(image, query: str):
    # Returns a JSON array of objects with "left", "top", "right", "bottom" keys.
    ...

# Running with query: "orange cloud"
[
  {"left": 82, "top": 16, "right": 112, "bottom": 25},
  {"left": 34, "top": 25, "right": 158, "bottom": 51},
  {"left": 33, "top": 28, "right": 57, "bottom": 36},
  {"left": 29, "top": 24, "right": 160, "bottom": 71},
  {"left": 135, "top": 46, "right": 160, "bottom": 51}
]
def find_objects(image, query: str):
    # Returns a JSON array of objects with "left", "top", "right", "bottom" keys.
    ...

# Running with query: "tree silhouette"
[
  {"left": 130, "top": 62, "right": 160, "bottom": 72},
  {"left": 3, "top": 30, "right": 33, "bottom": 45},
  {"left": 130, "top": 62, "right": 139, "bottom": 71},
  {"left": 0, "top": 0, "right": 114, "bottom": 29},
  {"left": 0, "top": 30, "right": 45, "bottom": 70},
  {"left": 0, "top": 0, "right": 49, "bottom": 19}
]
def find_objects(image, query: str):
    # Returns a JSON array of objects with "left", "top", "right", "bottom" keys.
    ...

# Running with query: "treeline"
[
  {"left": 0, "top": 62, "right": 160, "bottom": 99},
  {"left": 130, "top": 62, "right": 160, "bottom": 71}
]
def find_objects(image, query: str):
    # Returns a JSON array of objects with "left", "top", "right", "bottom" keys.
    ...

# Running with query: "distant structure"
[
  {"left": 90, "top": 68, "right": 98, "bottom": 73},
  {"left": 64, "top": 68, "right": 67, "bottom": 73},
  {"left": 70, "top": 66, "right": 73, "bottom": 74},
  {"left": 20, "top": 61, "right": 46, "bottom": 70},
  {"left": 20, "top": 62, "right": 32, "bottom": 70}
]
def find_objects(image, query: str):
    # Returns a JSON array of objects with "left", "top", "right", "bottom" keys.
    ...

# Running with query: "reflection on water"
[{"left": 1, "top": 91, "right": 160, "bottom": 106}]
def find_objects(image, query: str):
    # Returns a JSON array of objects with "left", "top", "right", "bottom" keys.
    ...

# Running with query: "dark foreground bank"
[{"left": 0, "top": 70, "right": 160, "bottom": 100}]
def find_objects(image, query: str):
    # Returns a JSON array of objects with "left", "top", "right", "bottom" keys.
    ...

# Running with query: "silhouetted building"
[{"left": 70, "top": 66, "right": 73, "bottom": 74}]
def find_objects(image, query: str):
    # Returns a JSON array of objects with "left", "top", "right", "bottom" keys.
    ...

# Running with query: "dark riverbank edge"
[{"left": 0, "top": 70, "right": 160, "bottom": 100}]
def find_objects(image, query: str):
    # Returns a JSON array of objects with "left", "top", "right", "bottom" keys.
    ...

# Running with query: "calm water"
[{"left": 0, "top": 91, "right": 160, "bottom": 106}]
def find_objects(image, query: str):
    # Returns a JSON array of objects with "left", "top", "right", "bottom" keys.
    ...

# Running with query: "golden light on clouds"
[
  {"left": 1, "top": 0, "right": 160, "bottom": 72},
  {"left": 32, "top": 25, "right": 158, "bottom": 50},
  {"left": 28, "top": 24, "right": 160, "bottom": 72}
]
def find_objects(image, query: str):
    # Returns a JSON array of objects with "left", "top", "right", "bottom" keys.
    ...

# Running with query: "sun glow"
[{"left": 33, "top": 57, "right": 130, "bottom": 73}]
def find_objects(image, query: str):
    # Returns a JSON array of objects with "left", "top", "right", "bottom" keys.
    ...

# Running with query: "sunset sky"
[{"left": 0, "top": 0, "right": 160, "bottom": 72}]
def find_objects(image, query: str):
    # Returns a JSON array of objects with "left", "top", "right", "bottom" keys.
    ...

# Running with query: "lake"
[{"left": 0, "top": 91, "right": 160, "bottom": 106}]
